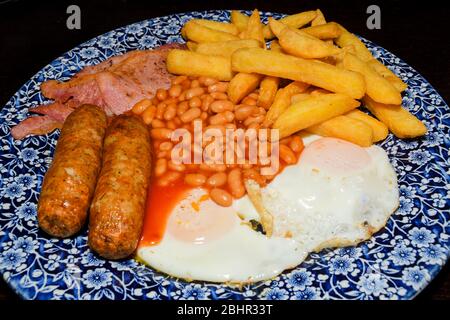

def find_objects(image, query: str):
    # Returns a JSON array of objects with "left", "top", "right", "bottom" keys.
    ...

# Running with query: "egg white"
[
  {"left": 238, "top": 134, "right": 399, "bottom": 253},
  {"left": 137, "top": 188, "right": 304, "bottom": 283}
]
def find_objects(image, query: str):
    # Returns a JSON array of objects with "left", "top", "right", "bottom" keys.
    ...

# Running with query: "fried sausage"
[
  {"left": 88, "top": 114, "right": 152, "bottom": 259},
  {"left": 38, "top": 105, "right": 107, "bottom": 237}
]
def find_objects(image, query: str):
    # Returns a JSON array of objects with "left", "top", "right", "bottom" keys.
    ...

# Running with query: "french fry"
[
  {"left": 263, "top": 81, "right": 309, "bottom": 127},
  {"left": 271, "top": 17, "right": 340, "bottom": 42},
  {"left": 311, "top": 9, "right": 327, "bottom": 26},
  {"left": 367, "top": 59, "right": 408, "bottom": 92},
  {"left": 186, "top": 41, "right": 198, "bottom": 51},
  {"left": 231, "top": 10, "right": 249, "bottom": 32},
  {"left": 257, "top": 76, "right": 280, "bottom": 109},
  {"left": 268, "top": 17, "right": 287, "bottom": 38},
  {"left": 340, "top": 52, "right": 402, "bottom": 105},
  {"left": 308, "top": 9, "right": 334, "bottom": 45},
  {"left": 335, "top": 26, "right": 407, "bottom": 92},
  {"left": 273, "top": 93, "right": 361, "bottom": 138},
  {"left": 279, "top": 27, "right": 341, "bottom": 59},
  {"left": 191, "top": 19, "right": 239, "bottom": 35},
  {"left": 263, "top": 10, "right": 317, "bottom": 39},
  {"left": 291, "top": 93, "right": 311, "bottom": 104},
  {"left": 270, "top": 40, "right": 283, "bottom": 52},
  {"left": 227, "top": 73, "right": 263, "bottom": 104},
  {"left": 167, "top": 49, "right": 234, "bottom": 81},
  {"left": 183, "top": 20, "right": 239, "bottom": 43},
  {"left": 310, "top": 88, "right": 331, "bottom": 96},
  {"left": 341, "top": 45, "right": 357, "bottom": 55},
  {"left": 346, "top": 109, "right": 389, "bottom": 142},
  {"left": 363, "top": 96, "right": 427, "bottom": 139},
  {"left": 307, "top": 115, "right": 373, "bottom": 147},
  {"left": 334, "top": 26, "right": 374, "bottom": 61},
  {"left": 195, "top": 39, "right": 261, "bottom": 58},
  {"left": 231, "top": 48, "right": 366, "bottom": 99},
  {"left": 244, "top": 9, "right": 265, "bottom": 46},
  {"left": 302, "top": 22, "right": 342, "bottom": 39},
  {"left": 181, "top": 26, "right": 187, "bottom": 40}
]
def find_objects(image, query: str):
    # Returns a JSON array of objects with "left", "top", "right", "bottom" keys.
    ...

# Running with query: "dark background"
[{"left": 0, "top": 0, "right": 449, "bottom": 300}]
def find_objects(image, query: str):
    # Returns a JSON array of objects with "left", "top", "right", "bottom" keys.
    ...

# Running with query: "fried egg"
[
  {"left": 138, "top": 134, "right": 399, "bottom": 283},
  {"left": 236, "top": 134, "right": 399, "bottom": 252},
  {"left": 137, "top": 188, "right": 304, "bottom": 283}
]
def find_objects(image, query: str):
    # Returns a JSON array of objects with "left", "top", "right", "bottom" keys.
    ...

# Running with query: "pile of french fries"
[{"left": 166, "top": 9, "right": 427, "bottom": 146}]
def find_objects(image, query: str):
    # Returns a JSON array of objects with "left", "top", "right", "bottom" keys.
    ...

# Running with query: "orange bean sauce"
[{"left": 139, "top": 178, "right": 192, "bottom": 247}]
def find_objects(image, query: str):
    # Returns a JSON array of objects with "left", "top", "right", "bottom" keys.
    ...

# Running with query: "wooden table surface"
[{"left": 0, "top": 0, "right": 449, "bottom": 300}]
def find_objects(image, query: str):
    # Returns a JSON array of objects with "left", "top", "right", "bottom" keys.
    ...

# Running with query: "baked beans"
[
  {"left": 156, "top": 88, "right": 168, "bottom": 101},
  {"left": 180, "top": 107, "right": 201, "bottom": 123},
  {"left": 279, "top": 144, "right": 297, "bottom": 164},
  {"left": 210, "top": 92, "right": 228, "bottom": 100},
  {"left": 188, "top": 96, "right": 202, "bottom": 108},
  {"left": 151, "top": 128, "right": 172, "bottom": 140},
  {"left": 210, "top": 100, "right": 234, "bottom": 113},
  {"left": 157, "top": 171, "right": 181, "bottom": 186},
  {"left": 142, "top": 105, "right": 156, "bottom": 125},
  {"left": 228, "top": 168, "right": 245, "bottom": 199},
  {"left": 184, "top": 173, "right": 207, "bottom": 187},
  {"left": 168, "top": 85, "right": 182, "bottom": 98},
  {"left": 207, "top": 82, "right": 228, "bottom": 93},
  {"left": 163, "top": 103, "right": 177, "bottom": 121},
  {"left": 199, "top": 76, "right": 218, "bottom": 86},
  {"left": 172, "top": 75, "right": 188, "bottom": 85},
  {"left": 210, "top": 188, "right": 232, "bottom": 207},
  {"left": 136, "top": 76, "right": 304, "bottom": 207},
  {"left": 206, "top": 172, "right": 227, "bottom": 187},
  {"left": 151, "top": 119, "right": 165, "bottom": 128},
  {"left": 132, "top": 98, "right": 152, "bottom": 115},
  {"left": 185, "top": 87, "right": 205, "bottom": 99},
  {"left": 289, "top": 136, "right": 305, "bottom": 153},
  {"left": 242, "top": 97, "right": 257, "bottom": 106},
  {"left": 235, "top": 105, "right": 257, "bottom": 121}
]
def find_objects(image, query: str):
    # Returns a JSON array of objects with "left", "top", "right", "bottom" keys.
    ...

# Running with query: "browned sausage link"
[
  {"left": 37, "top": 105, "right": 107, "bottom": 237},
  {"left": 88, "top": 114, "right": 152, "bottom": 260}
]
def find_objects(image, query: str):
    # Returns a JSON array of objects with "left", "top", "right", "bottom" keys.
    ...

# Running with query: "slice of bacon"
[
  {"left": 11, "top": 43, "right": 185, "bottom": 139},
  {"left": 11, "top": 115, "right": 62, "bottom": 140},
  {"left": 39, "top": 43, "right": 183, "bottom": 114},
  {"left": 29, "top": 101, "right": 77, "bottom": 122},
  {"left": 75, "top": 43, "right": 180, "bottom": 77},
  {"left": 40, "top": 76, "right": 105, "bottom": 107}
]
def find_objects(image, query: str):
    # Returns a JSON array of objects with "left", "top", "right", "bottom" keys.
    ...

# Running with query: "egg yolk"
[
  {"left": 167, "top": 191, "right": 237, "bottom": 245},
  {"left": 299, "top": 137, "right": 371, "bottom": 174}
]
